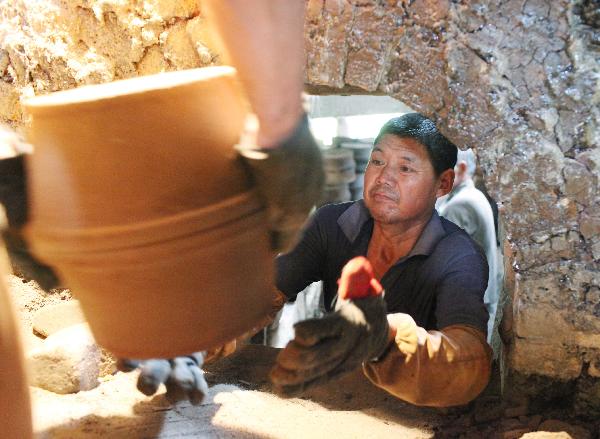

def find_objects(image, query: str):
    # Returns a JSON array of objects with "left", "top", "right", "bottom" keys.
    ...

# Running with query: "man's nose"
[{"left": 375, "top": 164, "right": 397, "bottom": 186}]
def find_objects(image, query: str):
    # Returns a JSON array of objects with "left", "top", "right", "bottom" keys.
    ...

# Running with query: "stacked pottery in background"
[
  {"left": 333, "top": 137, "right": 373, "bottom": 201},
  {"left": 319, "top": 148, "right": 356, "bottom": 206}
]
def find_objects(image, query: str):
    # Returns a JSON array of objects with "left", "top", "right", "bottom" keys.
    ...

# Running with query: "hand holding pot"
[
  {"left": 236, "top": 114, "right": 324, "bottom": 253},
  {"left": 118, "top": 352, "right": 208, "bottom": 405}
]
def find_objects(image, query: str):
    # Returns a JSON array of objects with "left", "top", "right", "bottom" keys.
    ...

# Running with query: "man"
[
  {"left": 436, "top": 149, "right": 499, "bottom": 341},
  {"left": 270, "top": 113, "right": 492, "bottom": 407}
]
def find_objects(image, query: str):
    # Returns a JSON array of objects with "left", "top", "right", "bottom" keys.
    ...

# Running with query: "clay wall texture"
[{"left": 1, "top": 0, "right": 599, "bottom": 412}]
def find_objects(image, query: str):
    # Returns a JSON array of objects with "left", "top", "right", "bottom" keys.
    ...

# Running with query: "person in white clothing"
[{"left": 436, "top": 149, "right": 499, "bottom": 342}]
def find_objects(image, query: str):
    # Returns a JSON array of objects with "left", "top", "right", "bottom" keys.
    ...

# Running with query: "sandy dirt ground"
[
  {"left": 8, "top": 275, "right": 440, "bottom": 439},
  {"left": 31, "top": 348, "right": 441, "bottom": 438}
]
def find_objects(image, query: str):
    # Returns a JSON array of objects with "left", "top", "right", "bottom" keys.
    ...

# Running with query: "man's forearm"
[{"left": 363, "top": 314, "right": 492, "bottom": 407}]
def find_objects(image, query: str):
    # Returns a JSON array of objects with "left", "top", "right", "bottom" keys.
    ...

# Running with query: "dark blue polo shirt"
[{"left": 275, "top": 200, "right": 489, "bottom": 334}]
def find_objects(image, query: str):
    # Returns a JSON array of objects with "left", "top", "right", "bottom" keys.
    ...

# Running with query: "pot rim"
[{"left": 24, "top": 66, "right": 237, "bottom": 109}]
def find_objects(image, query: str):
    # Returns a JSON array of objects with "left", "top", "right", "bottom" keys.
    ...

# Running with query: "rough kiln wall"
[
  {"left": 1, "top": 0, "right": 599, "bottom": 411},
  {"left": 0, "top": 0, "right": 215, "bottom": 125}
]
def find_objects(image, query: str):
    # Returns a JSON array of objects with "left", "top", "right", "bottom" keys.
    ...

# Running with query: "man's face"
[{"left": 363, "top": 135, "right": 453, "bottom": 225}]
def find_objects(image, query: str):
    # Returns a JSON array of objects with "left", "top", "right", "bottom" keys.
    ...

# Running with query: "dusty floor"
[
  {"left": 31, "top": 348, "right": 441, "bottom": 438},
  {"left": 8, "top": 275, "right": 600, "bottom": 438},
  {"left": 10, "top": 275, "right": 440, "bottom": 438}
]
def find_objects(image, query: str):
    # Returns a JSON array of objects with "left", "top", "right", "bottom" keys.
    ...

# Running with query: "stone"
[
  {"left": 32, "top": 300, "right": 86, "bottom": 338},
  {"left": 499, "top": 417, "right": 528, "bottom": 431},
  {"left": 514, "top": 270, "right": 562, "bottom": 308},
  {"left": 523, "top": 0, "right": 550, "bottom": 21},
  {"left": 407, "top": 0, "right": 451, "bottom": 28},
  {"left": 27, "top": 323, "right": 101, "bottom": 394},
  {"left": 509, "top": 338, "right": 582, "bottom": 380},
  {"left": 540, "top": 108, "right": 559, "bottom": 132},
  {"left": 501, "top": 428, "right": 532, "bottom": 439},
  {"left": 580, "top": 212, "right": 600, "bottom": 242},
  {"left": 555, "top": 110, "right": 580, "bottom": 152},
  {"left": 574, "top": 376, "right": 600, "bottom": 418},
  {"left": 592, "top": 241, "right": 600, "bottom": 261},
  {"left": 588, "top": 357, "right": 600, "bottom": 378},
  {"left": 136, "top": 45, "right": 170, "bottom": 76},
  {"left": 344, "top": 4, "right": 402, "bottom": 91},
  {"left": 454, "top": 413, "right": 474, "bottom": 428},
  {"left": 0, "top": 0, "right": 208, "bottom": 125},
  {"left": 305, "top": 0, "right": 353, "bottom": 89},
  {"left": 504, "top": 402, "right": 529, "bottom": 418},
  {"left": 144, "top": 0, "right": 198, "bottom": 22},
  {"left": 528, "top": 414, "right": 543, "bottom": 430},
  {"left": 550, "top": 234, "right": 568, "bottom": 253},
  {"left": 577, "top": 149, "right": 600, "bottom": 175},
  {"left": 162, "top": 21, "right": 201, "bottom": 69},
  {"left": 515, "top": 296, "right": 600, "bottom": 348},
  {"left": 537, "top": 420, "right": 592, "bottom": 439},
  {"left": 514, "top": 305, "right": 571, "bottom": 340},
  {"left": 185, "top": 16, "right": 216, "bottom": 64},
  {"left": 562, "top": 159, "right": 595, "bottom": 205},
  {"left": 521, "top": 433, "right": 573, "bottom": 438},
  {"left": 474, "top": 397, "right": 504, "bottom": 423}
]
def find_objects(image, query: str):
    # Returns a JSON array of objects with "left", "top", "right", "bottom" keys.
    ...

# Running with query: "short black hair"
[{"left": 374, "top": 113, "right": 457, "bottom": 176}]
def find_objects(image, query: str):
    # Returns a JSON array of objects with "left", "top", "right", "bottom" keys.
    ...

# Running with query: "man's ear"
[{"left": 436, "top": 168, "right": 454, "bottom": 198}]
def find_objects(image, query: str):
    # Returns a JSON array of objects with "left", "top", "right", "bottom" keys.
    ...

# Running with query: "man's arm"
[
  {"left": 364, "top": 251, "right": 492, "bottom": 407},
  {"left": 363, "top": 316, "right": 491, "bottom": 407}
]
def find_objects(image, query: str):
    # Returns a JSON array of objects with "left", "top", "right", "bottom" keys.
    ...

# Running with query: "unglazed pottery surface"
[
  {"left": 25, "top": 66, "right": 250, "bottom": 228},
  {"left": 23, "top": 67, "right": 275, "bottom": 358}
]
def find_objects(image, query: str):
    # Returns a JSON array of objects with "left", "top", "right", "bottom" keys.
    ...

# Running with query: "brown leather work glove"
[
  {"left": 270, "top": 257, "right": 390, "bottom": 396},
  {"left": 236, "top": 113, "right": 324, "bottom": 253}
]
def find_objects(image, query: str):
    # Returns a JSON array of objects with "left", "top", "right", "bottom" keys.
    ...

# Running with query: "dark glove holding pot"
[
  {"left": 270, "top": 256, "right": 391, "bottom": 396},
  {"left": 0, "top": 126, "right": 60, "bottom": 290},
  {"left": 236, "top": 113, "right": 324, "bottom": 253},
  {"left": 117, "top": 352, "right": 209, "bottom": 405}
]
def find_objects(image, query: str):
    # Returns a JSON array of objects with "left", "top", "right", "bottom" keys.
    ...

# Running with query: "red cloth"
[{"left": 337, "top": 256, "right": 383, "bottom": 300}]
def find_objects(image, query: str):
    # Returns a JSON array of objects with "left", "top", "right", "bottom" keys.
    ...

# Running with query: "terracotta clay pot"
[
  {"left": 0, "top": 250, "right": 33, "bottom": 439},
  {"left": 25, "top": 66, "right": 251, "bottom": 228},
  {"left": 23, "top": 67, "right": 275, "bottom": 358}
]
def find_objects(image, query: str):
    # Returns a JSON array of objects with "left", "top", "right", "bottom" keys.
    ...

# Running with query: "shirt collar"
[
  {"left": 408, "top": 210, "right": 446, "bottom": 257},
  {"left": 338, "top": 200, "right": 446, "bottom": 257},
  {"left": 338, "top": 200, "right": 371, "bottom": 243}
]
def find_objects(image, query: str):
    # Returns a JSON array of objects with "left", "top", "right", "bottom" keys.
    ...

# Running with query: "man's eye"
[
  {"left": 370, "top": 159, "right": 384, "bottom": 166},
  {"left": 400, "top": 166, "right": 413, "bottom": 172}
]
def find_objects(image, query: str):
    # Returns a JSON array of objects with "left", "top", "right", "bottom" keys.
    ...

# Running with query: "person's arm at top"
[{"left": 202, "top": 0, "right": 323, "bottom": 253}]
